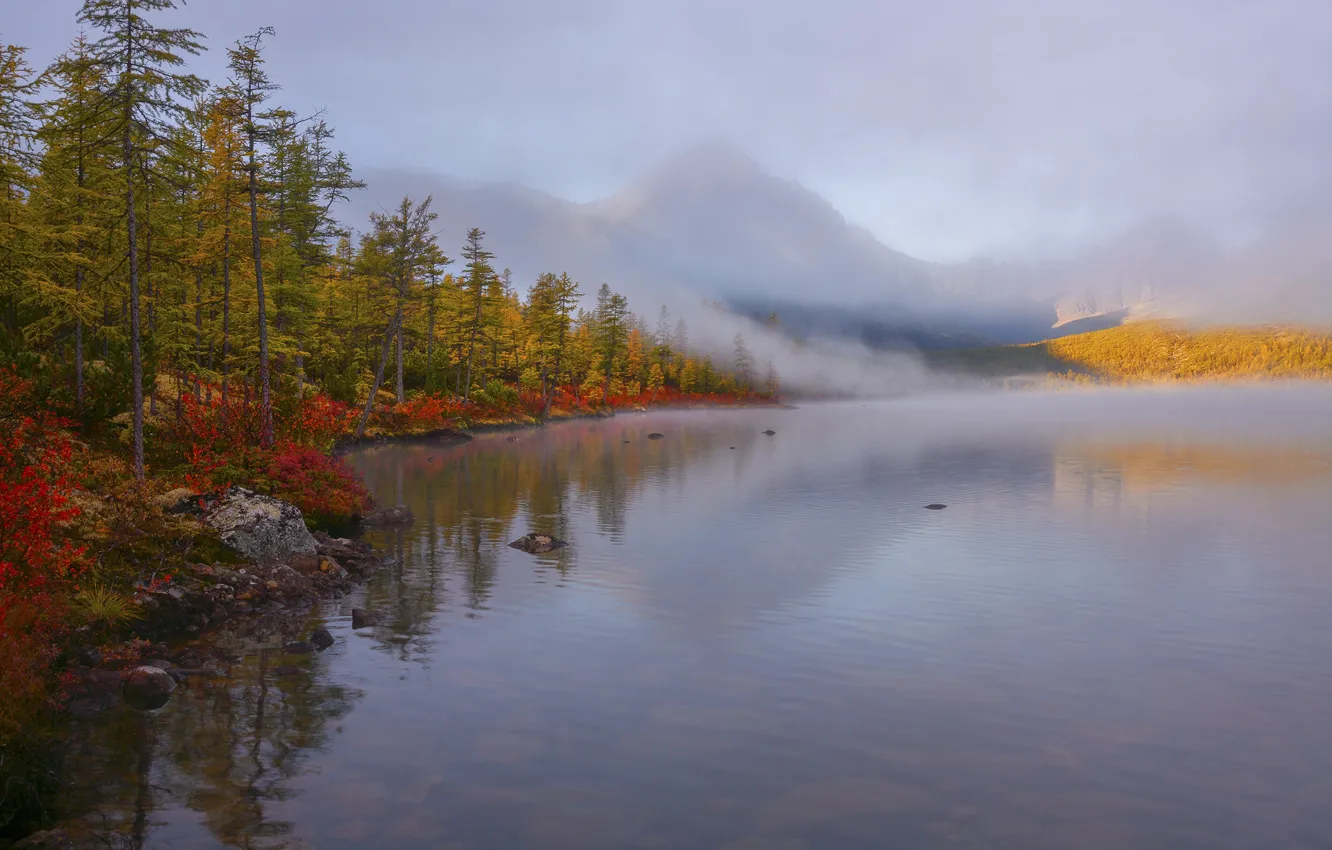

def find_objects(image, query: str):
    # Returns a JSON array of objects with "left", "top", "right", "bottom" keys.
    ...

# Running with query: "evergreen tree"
[
  {"left": 353, "top": 196, "right": 440, "bottom": 438},
  {"left": 458, "top": 227, "right": 493, "bottom": 399},
  {"left": 227, "top": 28, "right": 278, "bottom": 445},
  {"left": 77, "top": 0, "right": 206, "bottom": 478},
  {"left": 733, "top": 331, "right": 753, "bottom": 392},
  {"left": 594, "top": 283, "right": 629, "bottom": 403}
]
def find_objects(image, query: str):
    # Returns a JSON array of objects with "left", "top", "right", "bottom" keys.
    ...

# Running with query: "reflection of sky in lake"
[{"left": 64, "top": 387, "right": 1332, "bottom": 849}]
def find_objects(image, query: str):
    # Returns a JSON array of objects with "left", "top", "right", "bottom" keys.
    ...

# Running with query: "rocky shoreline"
[{"left": 58, "top": 488, "right": 403, "bottom": 725}]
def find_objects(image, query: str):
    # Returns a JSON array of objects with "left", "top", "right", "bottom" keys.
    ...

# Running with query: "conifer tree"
[
  {"left": 594, "top": 282, "right": 629, "bottom": 402},
  {"left": 77, "top": 0, "right": 206, "bottom": 478},
  {"left": 228, "top": 27, "right": 277, "bottom": 446},
  {"left": 459, "top": 227, "right": 493, "bottom": 399}
]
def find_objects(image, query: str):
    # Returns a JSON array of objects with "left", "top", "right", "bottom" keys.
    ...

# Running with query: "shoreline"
[
  {"left": 59, "top": 400, "right": 790, "bottom": 717},
  {"left": 330, "top": 399, "right": 789, "bottom": 456}
]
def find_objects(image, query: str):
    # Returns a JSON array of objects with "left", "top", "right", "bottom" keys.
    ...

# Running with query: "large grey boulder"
[{"left": 204, "top": 486, "right": 317, "bottom": 565}]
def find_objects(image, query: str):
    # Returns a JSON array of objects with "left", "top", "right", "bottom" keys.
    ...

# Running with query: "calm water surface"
[{"left": 67, "top": 388, "right": 1332, "bottom": 849}]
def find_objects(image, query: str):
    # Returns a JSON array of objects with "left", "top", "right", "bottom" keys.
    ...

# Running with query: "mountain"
[{"left": 347, "top": 144, "right": 1220, "bottom": 347}]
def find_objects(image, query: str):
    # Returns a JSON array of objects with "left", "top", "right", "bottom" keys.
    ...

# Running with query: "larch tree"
[
  {"left": 0, "top": 43, "right": 38, "bottom": 349},
  {"left": 77, "top": 0, "right": 206, "bottom": 479},
  {"left": 32, "top": 37, "right": 115, "bottom": 410},
  {"left": 353, "top": 195, "right": 439, "bottom": 439},
  {"left": 227, "top": 27, "right": 277, "bottom": 446},
  {"left": 459, "top": 227, "right": 494, "bottom": 399},
  {"left": 594, "top": 282, "right": 629, "bottom": 403},
  {"left": 733, "top": 332, "right": 752, "bottom": 392}
]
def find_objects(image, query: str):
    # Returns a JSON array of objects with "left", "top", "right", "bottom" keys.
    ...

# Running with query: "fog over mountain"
[
  {"left": 348, "top": 145, "right": 1331, "bottom": 348},
  {"left": 20, "top": 0, "right": 1330, "bottom": 341}
]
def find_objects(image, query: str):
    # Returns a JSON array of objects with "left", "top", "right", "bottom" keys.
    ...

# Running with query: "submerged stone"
[
  {"left": 508, "top": 533, "right": 568, "bottom": 554},
  {"left": 647, "top": 433, "right": 665, "bottom": 440},
  {"left": 359, "top": 504, "right": 415, "bottom": 527},
  {"left": 924, "top": 504, "right": 947, "bottom": 510},
  {"left": 123, "top": 665, "right": 177, "bottom": 711},
  {"left": 762, "top": 430, "right": 776, "bottom": 435},
  {"left": 351, "top": 607, "right": 380, "bottom": 629}
]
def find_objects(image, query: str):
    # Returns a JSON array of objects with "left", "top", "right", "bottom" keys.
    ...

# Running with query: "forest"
[
  {"left": 0, "top": 0, "right": 777, "bottom": 824},
  {"left": 925, "top": 321, "right": 1332, "bottom": 383}
]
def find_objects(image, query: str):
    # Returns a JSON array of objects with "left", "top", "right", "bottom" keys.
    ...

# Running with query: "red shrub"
[
  {"left": 170, "top": 393, "right": 369, "bottom": 523},
  {"left": 0, "top": 369, "right": 86, "bottom": 737}
]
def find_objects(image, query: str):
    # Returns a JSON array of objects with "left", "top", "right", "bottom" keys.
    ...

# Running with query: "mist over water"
[{"left": 61, "top": 386, "right": 1332, "bottom": 849}]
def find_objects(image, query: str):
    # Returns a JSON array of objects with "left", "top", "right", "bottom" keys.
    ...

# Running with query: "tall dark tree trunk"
[
  {"left": 394, "top": 290, "right": 405, "bottom": 403},
  {"left": 425, "top": 297, "right": 436, "bottom": 393},
  {"left": 193, "top": 222, "right": 203, "bottom": 400},
  {"left": 125, "top": 118, "right": 144, "bottom": 479},
  {"left": 247, "top": 111, "right": 273, "bottom": 447},
  {"left": 144, "top": 163, "right": 157, "bottom": 417},
  {"left": 464, "top": 302, "right": 481, "bottom": 400},
  {"left": 221, "top": 212, "right": 231, "bottom": 404},
  {"left": 355, "top": 309, "right": 400, "bottom": 439},
  {"left": 74, "top": 269, "right": 85, "bottom": 410}
]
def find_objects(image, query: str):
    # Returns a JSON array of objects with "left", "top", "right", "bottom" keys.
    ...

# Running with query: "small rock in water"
[
  {"left": 924, "top": 503, "right": 947, "bottom": 510},
  {"left": 647, "top": 433, "right": 665, "bottom": 440},
  {"left": 123, "top": 665, "right": 177, "bottom": 711},
  {"left": 762, "top": 430, "right": 776, "bottom": 436},
  {"left": 284, "top": 641, "right": 314, "bottom": 655},
  {"left": 351, "top": 607, "right": 380, "bottom": 629},
  {"left": 729, "top": 446, "right": 736, "bottom": 450},
  {"left": 509, "top": 533, "right": 568, "bottom": 554},
  {"left": 310, "top": 627, "right": 335, "bottom": 651},
  {"left": 505, "top": 435, "right": 520, "bottom": 442},
  {"left": 275, "top": 665, "right": 302, "bottom": 677},
  {"left": 359, "top": 504, "right": 414, "bottom": 527}
]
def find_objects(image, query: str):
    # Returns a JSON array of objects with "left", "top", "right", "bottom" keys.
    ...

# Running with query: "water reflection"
[
  {"left": 65, "top": 389, "right": 1332, "bottom": 849},
  {"left": 64, "top": 615, "right": 363, "bottom": 848}
]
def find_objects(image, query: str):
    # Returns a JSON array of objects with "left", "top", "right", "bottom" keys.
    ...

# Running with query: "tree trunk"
[
  {"left": 355, "top": 309, "right": 400, "bottom": 439},
  {"left": 125, "top": 117, "right": 145, "bottom": 479},
  {"left": 248, "top": 108, "right": 273, "bottom": 447},
  {"left": 193, "top": 222, "right": 203, "bottom": 400},
  {"left": 221, "top": 205, "right": 231, "bottom": 405},
  {"left": 425, "top": 297, "right": 436, "bottom": 394},
  {"left": 394, "top": 290, "right": 405, "bottom": 403},
  {"left": 74, "top": 269, "right": 84, "bottom": 410}
]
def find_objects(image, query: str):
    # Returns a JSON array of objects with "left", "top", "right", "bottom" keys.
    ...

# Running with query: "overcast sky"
[{"left": 10, "top": 0, "right": 1332, "bottom": 262}]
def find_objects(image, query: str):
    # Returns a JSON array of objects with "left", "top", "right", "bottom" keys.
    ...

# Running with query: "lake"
[{"left": 62, "top": 387, "right": 1332, "bottom": 849}]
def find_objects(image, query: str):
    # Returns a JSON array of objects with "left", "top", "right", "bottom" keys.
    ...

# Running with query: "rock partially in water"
[
  {"left": 122, "top": 665, "right": 177, "bottom": 711},
  {"left": 508, "top": 533, "right": 568, "bottom": 554},
  {"left": 204, "top": 486, "right": 317, "bottom": 565},
  {"left": 359, "top": 504, "right": 415, "bottom": 527},
  {"left": 924, "top": 503, "right": 947, "bottom": 510},
  {"left": 762, "top": 430, "right": 776, "bottom": 436},
  {"left": 311, "top": 627, "right": 335, "bottom": 651},
  {"left": 351, "top": 607, "right": 380, "bottom": 629},
  {"left": 647, "top": 433, "right": 665, "bottom": 440}
]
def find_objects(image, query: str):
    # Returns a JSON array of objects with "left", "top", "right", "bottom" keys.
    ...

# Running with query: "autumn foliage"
[
  {"left": 169, "top": 390, "right": 369, "bottom": 524},
  {"left": 0, "top": 370, "right": 86, "bottom": 739}
]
